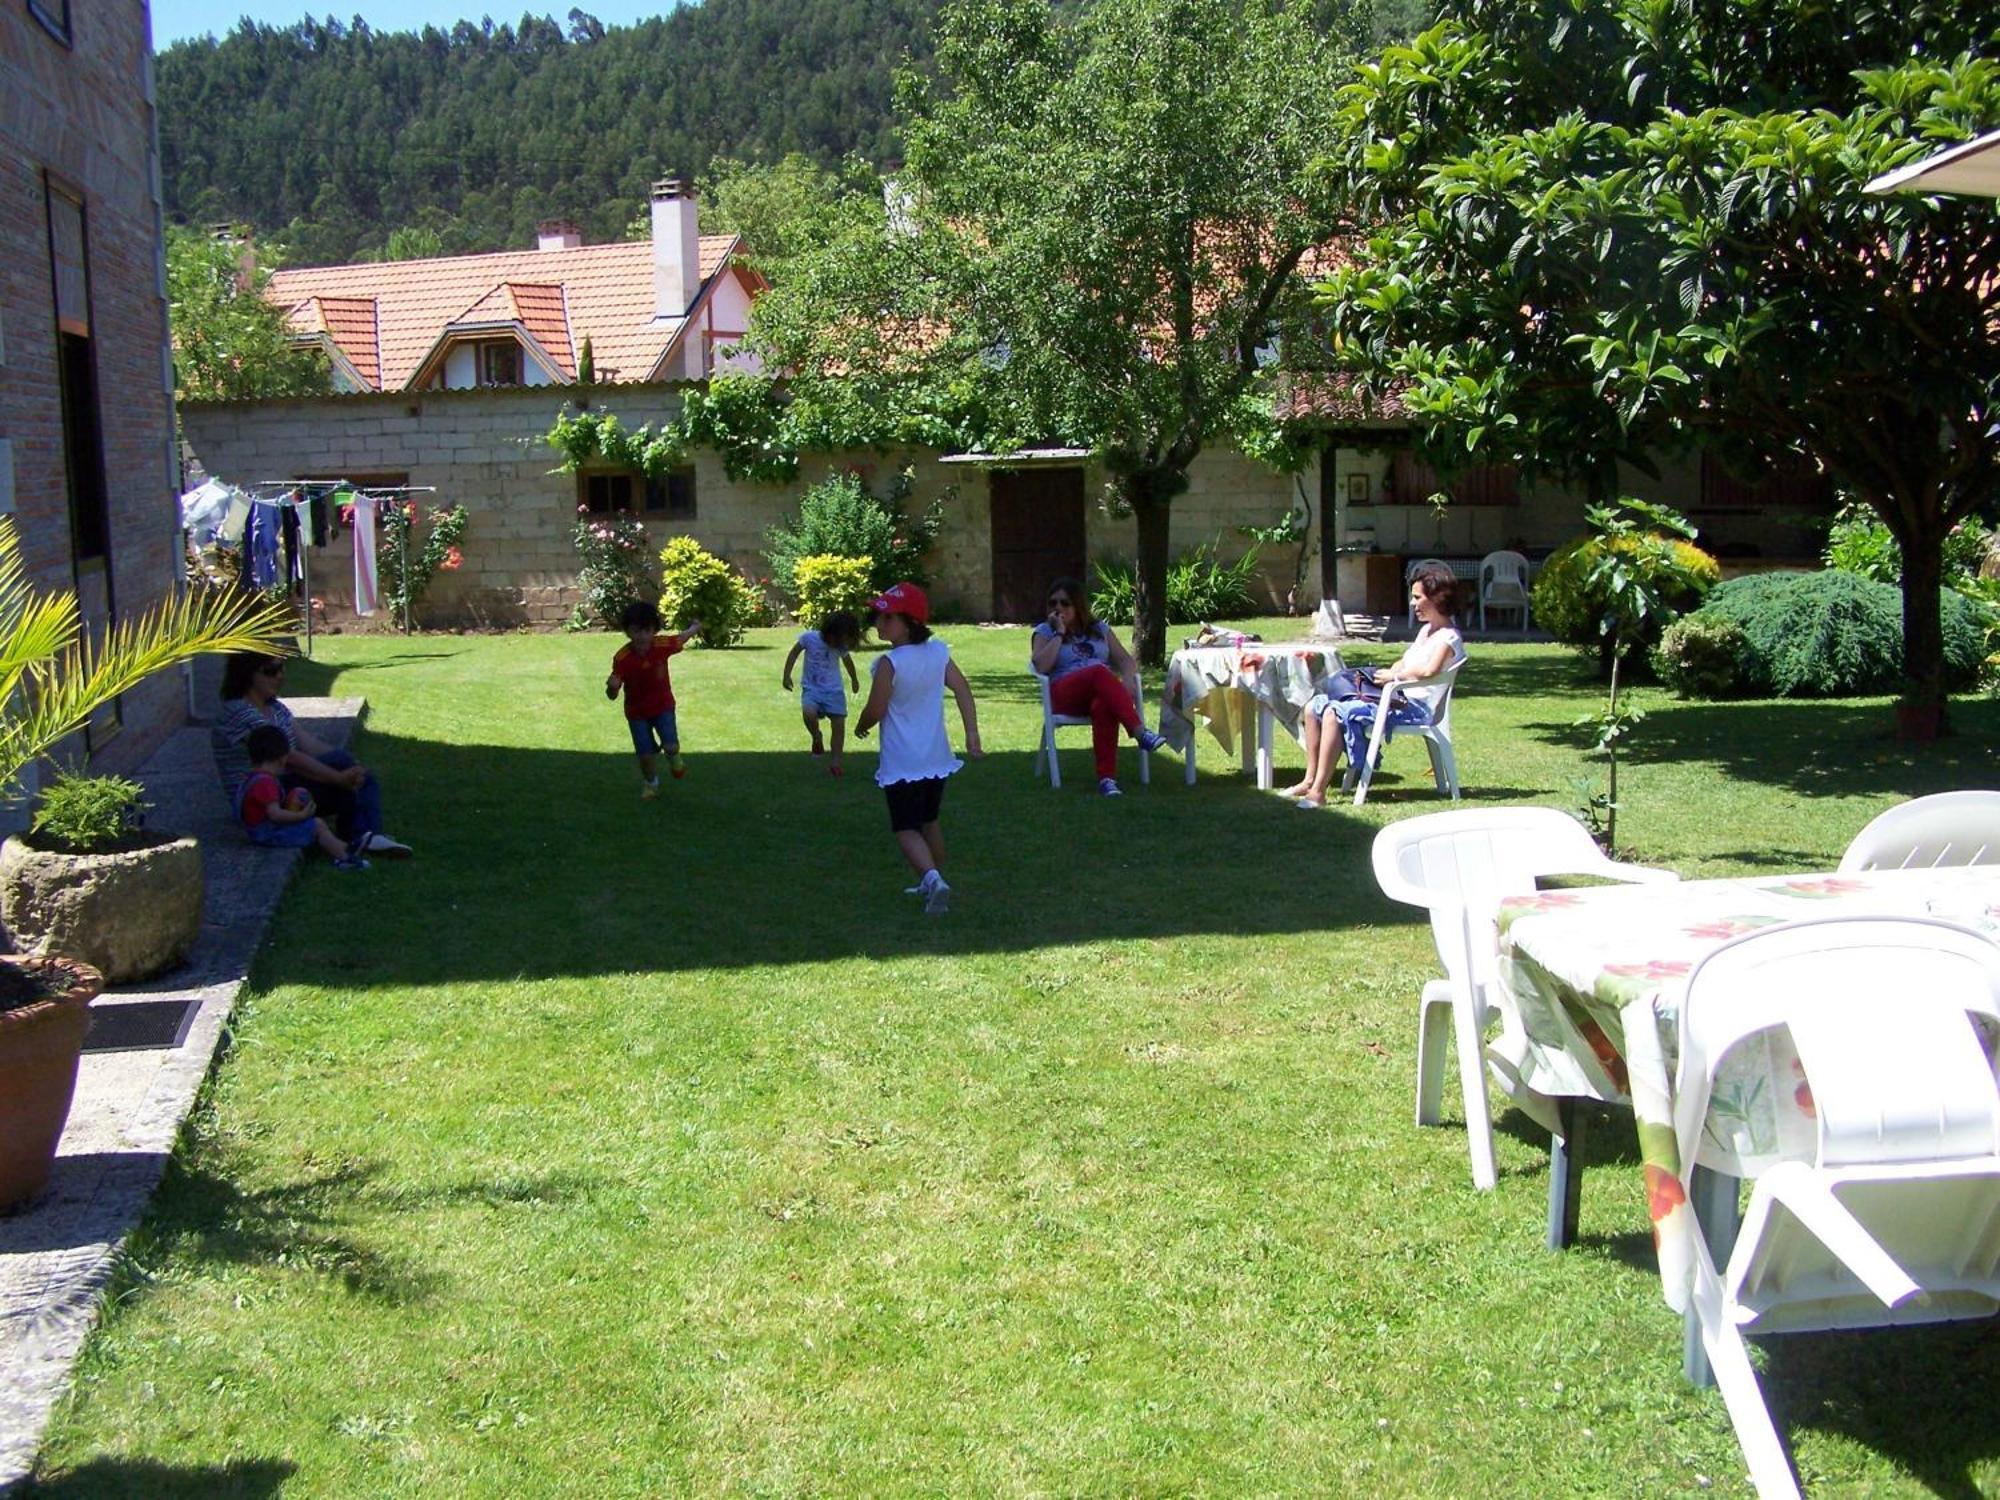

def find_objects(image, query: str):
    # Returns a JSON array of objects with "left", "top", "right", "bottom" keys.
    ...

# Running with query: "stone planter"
[
  {"left": 0, "top": 955, "right": 103, "bottom": 1212},
  {"left": 0, "top": 833, "right": 204, "bottom": 985}
]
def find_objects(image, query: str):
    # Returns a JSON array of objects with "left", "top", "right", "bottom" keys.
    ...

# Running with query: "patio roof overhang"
[
  {"left": 1866, "top": 129, "right": 2000, "bottom": 198},
  {"left": 939, "top": 447, "right": 1094, "bottom": 467}
]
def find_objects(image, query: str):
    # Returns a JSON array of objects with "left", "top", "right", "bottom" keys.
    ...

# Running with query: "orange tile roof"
[
  {"left": 267, "top": 237, "right": 741, "bottom": 391},
  {"left": 284, "top": 294, "right": 381, "bottom": 388}
]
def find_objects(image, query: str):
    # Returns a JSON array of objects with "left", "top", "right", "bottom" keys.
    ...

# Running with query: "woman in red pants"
[{"left": 1029, "top": 576, "right": 1170, "bottom": 795}]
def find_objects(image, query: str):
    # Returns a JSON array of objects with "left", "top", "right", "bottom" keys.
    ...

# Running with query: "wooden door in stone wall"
[{"left": 988, "top": 467, "right": 1086, "bottom": 622}]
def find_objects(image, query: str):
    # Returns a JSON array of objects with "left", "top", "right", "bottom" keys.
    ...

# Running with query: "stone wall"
[{"left": 1, "top": 4, "right": 184, "bottom": 781}]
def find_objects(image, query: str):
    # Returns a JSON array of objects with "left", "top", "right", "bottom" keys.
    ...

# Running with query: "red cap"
[{"left": 869, "top": 582, "right": 929, "bottom": 624}]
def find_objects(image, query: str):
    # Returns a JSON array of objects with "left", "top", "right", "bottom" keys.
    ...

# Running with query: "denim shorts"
[
  {"left": 801, "top": 687, "right": 847, "bottom": 717},
  {"left": 628, "top": 711, "right": 680, "bottom": 755},
  {"left": 247, "top": 818, "right": 317, "bottom": 849}
]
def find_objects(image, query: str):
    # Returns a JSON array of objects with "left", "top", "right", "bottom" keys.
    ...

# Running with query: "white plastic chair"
[
  {"left": 1032, "top": 665, "right": 1149, "bottom": 790},
  {"left": 1370, "top": 807, "right": 1680, "bottom": 1192},
  {"left": 1404, "top": 557, "right": 1446, "bottom": 628},
  {"left": 1477, "top": 549, "right": 1532, "bottom": 633},
  {"left": 1345, "top": 660, "right": 1462, "bottom": 807},
  {"left": 1672, "top": 917, "right": 2000, "bottom": 1500},
  {"left": 1835, "top": 789, "right": 2000, "bottom": 872}
]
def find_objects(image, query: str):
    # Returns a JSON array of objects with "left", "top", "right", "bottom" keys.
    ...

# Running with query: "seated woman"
[
  {"left": 1030, "top": 577, "right": 1170, "bottom": 797},
  {"left": 212, "top": 650, "right": 412, "bottom": 857},
  {"left": 1281, "top": 564, "right": 1466, "bottom": 809}
]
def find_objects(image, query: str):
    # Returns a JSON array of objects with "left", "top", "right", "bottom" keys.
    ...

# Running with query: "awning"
[
  {"left": 939, "top": 447, "right": 1093, "bottom": 467},
  {"left": 1866, "top": 129, "right": 2000, "bottom": 198}
]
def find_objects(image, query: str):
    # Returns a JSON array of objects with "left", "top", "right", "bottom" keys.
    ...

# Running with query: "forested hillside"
[{"left": 158, "top": 1, "right": 1420, "bottom": 267}]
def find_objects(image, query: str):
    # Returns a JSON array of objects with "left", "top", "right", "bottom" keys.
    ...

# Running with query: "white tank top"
[{"left": 873, "top": 638, "right": 964, "bottom": 786}]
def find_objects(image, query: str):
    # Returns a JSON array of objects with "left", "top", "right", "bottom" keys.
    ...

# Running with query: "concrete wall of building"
[{"left": 1, "top": 2, "right": 185, "bottom": 782}]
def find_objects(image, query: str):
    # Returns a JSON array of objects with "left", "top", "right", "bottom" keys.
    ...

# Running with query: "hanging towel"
[
  {"left": 352, "top": 495, "right": 380, "bottom": 617},
  {"left": 246, "top": 500, "right": 283, "bottom": 589}
]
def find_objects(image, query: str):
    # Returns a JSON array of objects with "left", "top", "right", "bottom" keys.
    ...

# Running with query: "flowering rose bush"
[
  {"left": 379, "top": 501, "right": 469, "bottom": 628},
  {"left": 567, "top": 507, "right": 656, "bottom": 631}
]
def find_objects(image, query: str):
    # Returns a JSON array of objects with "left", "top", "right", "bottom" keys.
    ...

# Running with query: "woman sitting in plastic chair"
[
  {"left": 1030, "top": 576, "right": 1171, "bottom": 796},
  {"left": 1280, "top": 564, "right": 1467, "bottom": 809}
]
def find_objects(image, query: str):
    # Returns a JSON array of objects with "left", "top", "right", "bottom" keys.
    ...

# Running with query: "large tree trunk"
[
  {"left": 1130, "top": 484, "right": 1174, "bottom": 666},
  {"left": 1899, "top": 513, "right": 1949, "bottom": 742}
]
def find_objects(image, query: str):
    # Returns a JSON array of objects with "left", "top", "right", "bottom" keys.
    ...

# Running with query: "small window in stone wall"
[{"left": 580, "top": 468, "right": 696, "bottom": 520}]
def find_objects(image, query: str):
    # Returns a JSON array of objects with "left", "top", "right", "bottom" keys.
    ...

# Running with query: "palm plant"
[{"left": 0, "top": 516, "right": 293, "bottom": 802}]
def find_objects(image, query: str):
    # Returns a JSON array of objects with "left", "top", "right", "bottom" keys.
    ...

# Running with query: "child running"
[
  {"left": 606, "top": 599, "right": 702, "bottom": 799},
  {"left": 781, "top": 609, "right": 863, "bottom": 775},
  {"left": 852, "top": 583, "right": 981, "bottom": 914},
  {"left": 236, "top": 725, "right": 369, "bottom": 868}
]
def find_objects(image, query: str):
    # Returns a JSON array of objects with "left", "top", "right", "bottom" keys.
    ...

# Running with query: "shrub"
[
  {"left": 1651, "top": 615, "right": 1748, "bottom": 699},
  {"left": 764, "top": 470, "right": 944, "bottom": 601},
  {"left": 1823, "top": 502, "right": 1995, "bottom": 588},
  {"left": 1092, "top": 540, "right": 1261, "bottom": 625},
  {"left": 1691, "top": 569, "right": 1988, "bottom": 697},
  {"left": 567, "top": 509, "right": 655, "bottom": 631},
  {"left": 30, "top": 772, "right": 146, "bottom": 853},
  {"left": 1531, "top": 532, "right": 1719, "bottom": 665},
  {"left": 793, "top": 554, "right": 876, "bottom": 626},
  {"left": 657, "top": 536, "right": 760, "bottom": 647},
  {"left": 374, "top": 500, "right": 469, "bottom": 628}
]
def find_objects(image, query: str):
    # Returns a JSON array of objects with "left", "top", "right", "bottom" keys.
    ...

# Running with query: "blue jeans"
[
  {"left": 288, "top": 748, "right": 380, "bottom": 842},
  {"left": 628, "top": 711, "right": 680, "bottom": 756}
]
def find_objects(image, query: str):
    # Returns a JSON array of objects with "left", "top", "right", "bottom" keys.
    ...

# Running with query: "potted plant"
[
  {"left": 2, "top": 772, "right": 204, "bottom": 984},
  {"left": 0, "top": 516, "right": 289, "bottom": 1212}
]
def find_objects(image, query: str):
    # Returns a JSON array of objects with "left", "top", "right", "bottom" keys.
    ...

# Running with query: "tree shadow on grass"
[
  {"left": 114, "top": 1154, "right": 599, "bottom": 1308},
  {"left": 1526, "top": 696, "right": 2000, "bottom": 800},
  {"left": 16, "top": 1457, "right": 295, "bottom": 1499}
]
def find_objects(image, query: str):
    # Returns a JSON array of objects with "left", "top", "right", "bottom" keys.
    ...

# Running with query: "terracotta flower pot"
[{"left": 0, "top": 955, "right": 104, "bottom": 1213}]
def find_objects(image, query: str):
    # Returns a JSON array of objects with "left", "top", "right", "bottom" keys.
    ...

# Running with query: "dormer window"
[{"left": 477, "top": 340, "right": 521, "bottom": 387}]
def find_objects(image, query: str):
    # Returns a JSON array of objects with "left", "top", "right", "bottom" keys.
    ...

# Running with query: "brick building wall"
[{"left": 1, "top": 2, "right": 184, "bottom": 777}]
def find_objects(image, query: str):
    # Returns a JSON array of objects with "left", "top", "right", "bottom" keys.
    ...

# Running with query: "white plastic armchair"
[
  {"left": 1370, "top": 807, "right": 1681, "bottom": 1192},
  {"left": 1404, "top": 557, "right": 1446, "bottom": 628},
  {"left": 1345, "top": 661, "right": 1462, "bottom": 807},
  {"left": 1478, "top": 550, "right": 1532, "bottom": 633},
  {"left": 1673, "top": 917, "right": 2000, "bottom": 1500},
  {"left": 1031, "top": 664, "right": 1149, "bottom": 790},
  {"left": 1835, "top": 789, "right": 2000, "bottom": 872}
]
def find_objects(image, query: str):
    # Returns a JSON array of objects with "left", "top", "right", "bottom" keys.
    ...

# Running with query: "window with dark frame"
[
  {"left": 1386, "top": 449, "right": 1519, "bottom": 507},
  {"left": 28, "top": 0, "right": 72, "bottom": 44},
  {"left": 477, "top": 339, "right": 522, "bottom": 387},
  {"left": 45, "top": 180, "right": 109, "bottom": 563},
  {"left": 580, "top": 468, "right": 696, "bottom": 520}
]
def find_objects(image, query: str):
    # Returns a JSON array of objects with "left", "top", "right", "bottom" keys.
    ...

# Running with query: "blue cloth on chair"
[{"left": 1335, "top": 695, "right": 1435, "bottom": 769}]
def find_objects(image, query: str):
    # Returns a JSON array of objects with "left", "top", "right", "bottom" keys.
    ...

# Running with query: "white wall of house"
[
  {"left": 704, "top": 274, "right": 761, "bottom": 377},
  {"left": 440, "top": 339, "right": 559, "bottom": 390}
]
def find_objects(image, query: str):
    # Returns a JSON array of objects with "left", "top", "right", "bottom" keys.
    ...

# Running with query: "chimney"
[
  {"left": 650, "top": 178, "right": 700, "bottom": 319},
  {"left": 537, "top": 218, "right": 582, "bottom": 251}
]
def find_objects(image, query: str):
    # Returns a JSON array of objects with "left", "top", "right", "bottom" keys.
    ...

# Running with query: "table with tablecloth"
[
  {"left": 1158, "top": 641, "right": 1345, "bottom": 789},
  {"left": 1496, "top": 864, "right": 2000, "bottom": 1312}
]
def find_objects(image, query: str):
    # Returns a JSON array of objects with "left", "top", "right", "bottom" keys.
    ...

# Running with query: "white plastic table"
[{"left": 1158, "top": 641, "right": 1344, "bottom": 789}]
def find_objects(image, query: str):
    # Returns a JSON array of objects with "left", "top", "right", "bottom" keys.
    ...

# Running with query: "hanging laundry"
[
  {"left": 245, "top": 497, "right": 283, "bottom": 589},
  {"left": 352, "top": 494, "right": 380, "bottom": 617}
]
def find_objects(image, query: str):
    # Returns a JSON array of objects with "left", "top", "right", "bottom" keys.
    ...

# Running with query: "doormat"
[{"left": 82, "top": 999, "right": 199, "bottom": 1054}]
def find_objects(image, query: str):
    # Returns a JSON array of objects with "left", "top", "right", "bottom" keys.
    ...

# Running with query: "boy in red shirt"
[
  {"left": 236, "top": 725, "right": 368, "bottom": 867},
  {"left": 606, "top": 599, "right": 702, "bottom": 798}
]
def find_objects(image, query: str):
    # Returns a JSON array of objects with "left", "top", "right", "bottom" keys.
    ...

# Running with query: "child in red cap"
[{"left": 853, "top": 582, "right": 982, "bottom": 914}]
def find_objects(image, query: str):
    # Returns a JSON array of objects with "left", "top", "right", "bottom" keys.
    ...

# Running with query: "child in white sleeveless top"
[{"left": 853, "top": 583, "right": 983, "bottom": 914}]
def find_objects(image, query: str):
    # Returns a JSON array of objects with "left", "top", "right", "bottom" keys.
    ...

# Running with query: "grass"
[{"left": 21, "top": 625, "right": 2000, "bottom": 1499}]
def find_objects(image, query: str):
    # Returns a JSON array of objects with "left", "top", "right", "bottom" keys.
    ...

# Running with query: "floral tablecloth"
[
  {"left": 1497, "top": 864, "right": 2000, "bottom": 1311},
  {"left": 1159, "top": 642, "right": 1343, "bottom": 769}
]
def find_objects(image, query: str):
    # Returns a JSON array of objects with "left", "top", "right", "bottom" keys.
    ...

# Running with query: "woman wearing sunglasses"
[
  {"left": 213, "top": 650, "right": 412, "bottom": 858},
  {"left": 1029, "top": 576, "right": 1170, "bottom": 796}
]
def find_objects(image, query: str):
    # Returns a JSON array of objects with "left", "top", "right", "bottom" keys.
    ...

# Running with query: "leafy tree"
[
  {"left": 752, "top": 0, "right": 1353, "bottom": 662},
  {"left": 164, "top": 225, "right": 327, "bottom": 402},
  {"left": 701, "top": 153, "right": 879, "bottom": 283},
  {"left": 1318, "top": 2, "right": 2000, "bottom": 732}
]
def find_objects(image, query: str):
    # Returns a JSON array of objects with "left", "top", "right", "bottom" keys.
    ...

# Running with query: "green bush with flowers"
[
  {"left": 657, "top": 536, "right": 760, "bottom": 647},
  {"left": 1530, "top": 527, "right": 1720, "bottom": 673},
  {"left": 567, "top": 508, "right": 656, "bottom": 631},
  {"left": 792, "top": 554, "right": 876, "bottom": 626}
]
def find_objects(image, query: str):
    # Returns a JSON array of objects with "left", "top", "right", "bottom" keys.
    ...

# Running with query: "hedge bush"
[
  {"left": 793, "top": 553, "right": 876, "bottom": 627},
  {"left": 1674, "top": 569, "right": 1989, "bottom": 698},
  {"left": 1651, "top": 614, "right": 1749, "bottom": 698},
  {"left": 764, "top": 471, "right": 943, "bottom": 602},
  {"left": 657, "top": 536, "right": 760, "bottom": 648},
  {"left": 1530, "top": 533, "right": 1720, "bottom": 664}
]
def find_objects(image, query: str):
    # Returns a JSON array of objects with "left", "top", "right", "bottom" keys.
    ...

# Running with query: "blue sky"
[{"left": 151, "top": 4, "right": 685, "bottom": 50}]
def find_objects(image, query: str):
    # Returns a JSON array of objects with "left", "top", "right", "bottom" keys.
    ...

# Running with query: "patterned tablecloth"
[
  {"left": 1159, "top": 642, "right": 1344, "bottom": 783},
  {"left": 1497, "top": 864, "right": 2000, "bottom": 1312}
]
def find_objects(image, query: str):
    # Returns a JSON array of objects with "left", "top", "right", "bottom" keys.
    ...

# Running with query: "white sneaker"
[
  {"left": 922, "top": 870, "right": 950, "bottom": 915},
  {"left": 364, "top": 833, "right": 413, "bottom": 858}
]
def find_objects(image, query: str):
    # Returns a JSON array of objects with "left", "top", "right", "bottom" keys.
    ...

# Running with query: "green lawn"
[{"left": 23, "top": 627, "right": 2000, "bottom": 1499}]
